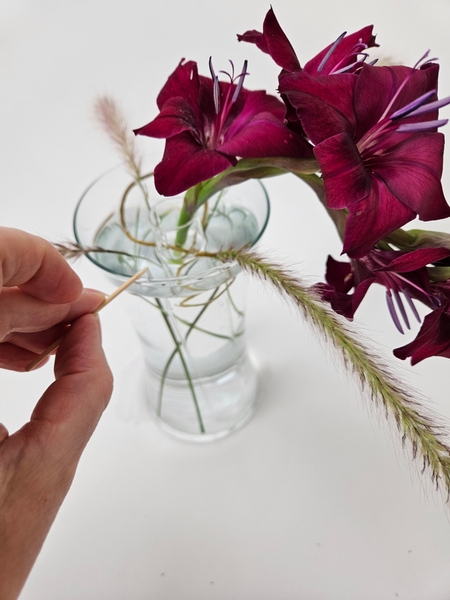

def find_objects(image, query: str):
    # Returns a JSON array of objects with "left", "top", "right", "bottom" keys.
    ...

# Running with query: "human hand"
[{"left": 0, "top": 228, "right": 113, "bottom": 600}]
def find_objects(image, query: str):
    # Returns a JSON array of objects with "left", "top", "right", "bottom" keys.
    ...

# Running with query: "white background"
[{"left": 2, "top": 1, "right": 450, "bottom": 598}]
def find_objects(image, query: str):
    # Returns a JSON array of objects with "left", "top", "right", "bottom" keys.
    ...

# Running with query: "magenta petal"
[
  {"left": 237, "top": 29, "right": 269, "bottom": 54},
  {"left": 197, "top": 75, "right": 220, "bottom": 123},
  {"left": 153, "top": 133, "right": 235, "bottom": 196},
  {"left": 327, "top": 289, "right": 356, "bottom": 318},
  {"left": 406, "top": 341, "right": 450, "bottom": 364},
  {"left": 280, "top": 73, "right": 357, "bottom": 143},
  {"left": 374, "top": 133, "right": 450, "bottom": 220},
  {"left": 393, "top": 307, "right": 450, "bottom": 364},
  {"left": 354, "top": 65, "right": 439, "bottom": 136},
  {"left": 420, "top": 62, "right": 440, "bottom": 97},
  {"left": 237, "top": 8, "right": 301, "bottom": 73},
  {"left": 314, "top": 283, "right": 356, "bottom": 318},
  {"left": 325, "top": 256, "right": 353, "bottom": 292},
  {"left": 224, "top": 89, "right": 286, "bottom": 138},
  {"left": 134, "top": 97, "right": 199, "bottom": 139},
  {"left": 219, "top": 112, "right": 313, "bottom": 159},
  {"left": 260, "top": 8, "right": 301, "bottom": 72},
  {"left": 314, "top": 133, "right": 370, "bottom": 209},
  {"left": 218, "top": 88, "right": 313, "bottom": 159},
  {"left": 156, "top": 60, "right": 200, "bottom": 110},
  {"left": 379, "top": 248, "right": 450, "bottom": 272},
  {"left": 355, "top": 65, "right": 417, "bottom": 132},
  {"left": 352, "top": 278, "right": 374, "bottom": 313},
  {"left": 342, "top": 179, "right": 416, "bottom": 258}
]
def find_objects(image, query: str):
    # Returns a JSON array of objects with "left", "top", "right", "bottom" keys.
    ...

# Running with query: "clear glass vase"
[{"left": 73, "top": 164, "right": 270, "bottom": 441}]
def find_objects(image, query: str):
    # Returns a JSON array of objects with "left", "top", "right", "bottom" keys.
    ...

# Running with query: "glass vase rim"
[{"left": 73, "top": 162, "right": 270, "bottom": 286}]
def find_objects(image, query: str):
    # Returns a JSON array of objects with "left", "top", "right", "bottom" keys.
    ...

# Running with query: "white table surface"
[{"left": 2, "top": 1, "right": 450, "bottom": 598}]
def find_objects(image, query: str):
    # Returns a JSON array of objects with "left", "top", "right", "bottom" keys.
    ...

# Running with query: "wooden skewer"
[{"left": 25, "top": 266, "right": 149, "bottom": 372}]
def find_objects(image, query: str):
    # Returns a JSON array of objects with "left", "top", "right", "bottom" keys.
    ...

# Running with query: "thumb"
[
  {"left": 0, "top": 315, "right": 112, "bottom": 600},
  {"left": 30, "top": 313, "right": 113, "bottom": 461}
]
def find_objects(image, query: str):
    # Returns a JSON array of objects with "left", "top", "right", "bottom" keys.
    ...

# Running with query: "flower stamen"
[
  {"left": 386, "top": 289, "right": 404, "bottom": 333},
  {"left": 317, "top": 32, "right": 347, "bottom": 72},
  {"left": 390, "top": 90, "right": 436, "bottom": 120},
  {"left": 209, "top": 57, "right": 221, "bottom": 115},
  {"left": 208, "top": 58, "right": 250, "bottom": 148},
  {"left": 402, "top": 288, "right": 422, "bottom": 323},
  {"left": 317, "top": 33, "right": 371, "bottom": 75},
  {"left": 232, "top": 60, "right": 249, "bottom": 103},
  {"left": 357, "top": 62, "right": 450, "bottom": 156},
  {"left": 393, "top": 288, "right": 410, "bottom": 330}
]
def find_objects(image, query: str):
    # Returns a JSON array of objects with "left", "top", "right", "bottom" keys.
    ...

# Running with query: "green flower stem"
[
  {"left": 295, "top": 173, "right": 348, "bottom": 242},
  {"left": 137, "top": 296, "right": 234, "bottom": 340},
  {"left": 175, "top": 318, "right": 238, "bottom": 340},
  {"left": 175, "top": 156, "right": 320, "bottom": 247},
  {"left": 429, "top": 266, "right": 450, "bottom": 282},
  {"left": 156, "top": 287, "right": 225, "bottom": 417},
  {"left": 157, "top": 347, "right": 180, "bottom": 417},
  {"left": 382, "top": 228, "right": 418, "bottom": 249},
  {"left": 154, "top": 297, "right": 205, "bottom": 433},
  {"left": 384, "top": 228, "right": 450, "bottom": 251},
  {"left": 226, "top": 286, "right": 244, "bottom": 318},
  {"left": 175, "top": 204, "right": 195, "bottom": 248}
]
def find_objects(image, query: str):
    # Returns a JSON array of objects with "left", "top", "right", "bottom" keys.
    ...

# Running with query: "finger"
[
  {"left": 0, "top": 316, "right": 111, "bottom": 598},
  {"left": 0, "top": 343, "right": 50, "bottom": 371},
  {"left": 0, "top": 288, "right": 105, "bottom": 341},
  {"left": 0, "top": 317, "right": 111, "bottom": 599},
  {"left": 29, "top": 314, "right": 113, "bottom": 461},
  {"left": 3, "top": 323, "right": 69, "bottom": 355},
  {"left": 0, "top": 227, "right": 82, "bottom": 302},
  {"left": 0, "top": 423, "right": 8, "bottom": 443}
]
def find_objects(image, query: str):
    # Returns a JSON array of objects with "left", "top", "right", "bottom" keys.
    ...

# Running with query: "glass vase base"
[{"left": 144, "top": 353, "right": 259, "bottom": 443}]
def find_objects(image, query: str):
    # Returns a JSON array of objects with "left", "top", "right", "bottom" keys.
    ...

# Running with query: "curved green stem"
[
  {"left": 156, "top": 287, "right": 223, "bottom": 418},
  {"left": 294, "top": 173, "right": 348, "bottom": 242},
  {"left": 155, "top": 297, "right": 205, "bottom": 433},
  {"left": 174, "top": 156, "right": 320, "bottom": 247}
]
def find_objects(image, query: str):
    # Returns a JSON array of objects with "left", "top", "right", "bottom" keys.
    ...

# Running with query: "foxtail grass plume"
[
  {"left": 94, "top": 96, "right": 143, "bottom": 182},
  {"left": 56, "top": 239, "right": 450, "bottom": 496},
  {"left": 219, "top": 248, "right": 450, "bottom": 497}
]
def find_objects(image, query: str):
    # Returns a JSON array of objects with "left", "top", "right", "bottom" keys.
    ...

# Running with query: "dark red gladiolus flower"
[
  {"left": 238, "top": 8, "right": 377, "bottom": 131},
  {"left": 315, "top": 247, "right": 450, "bottom": 332},
  {"left": 280, "top": 60, "right": 450, "bottom": 257},
  {"left": 237, "top": 8, "right": 377, "bottom": 76},
  {"left": 134, "top": 59, "right": 313, "bottom": 196}
]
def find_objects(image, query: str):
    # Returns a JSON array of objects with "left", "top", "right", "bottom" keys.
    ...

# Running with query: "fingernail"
[
  {"left": 84, "top": 288, "right": 107, "bottom": 297},
  {"left": 82, "top": 289, "right": 107, "bottom": 307}
]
